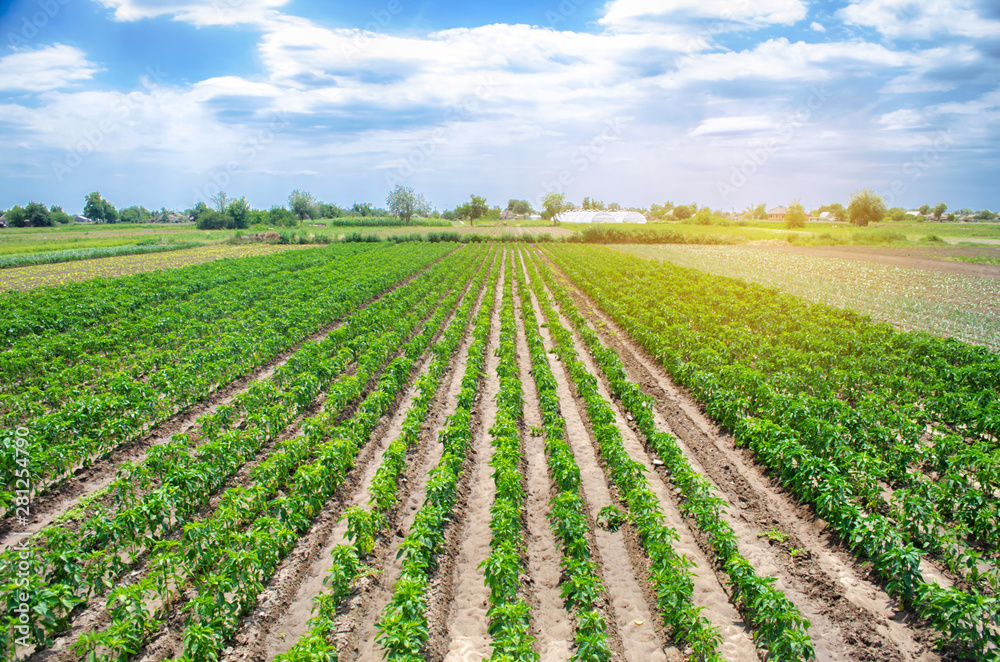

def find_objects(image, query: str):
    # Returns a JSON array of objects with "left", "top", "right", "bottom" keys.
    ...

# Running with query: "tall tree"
[
  {"left": 848, "top": 189, "right": 886, "bottom": 227},
  {"left": 933, "top": 202, "right": 947, "bottom": 220},
  {"left": 211, "top": 191, "right": 230, "bottom": 213},
  {"left": 542, "top": 192, "right": 566, "bottom": 223},
  {"left": 466, "top": 194, "right": 488, "bottom": 227},
  {"left": 785, "top": 199, "right": 807, "bottom": 228},
  {"left": 84, "top": 191, "right": 117, "bottom": 223},
  {"left": 24, "top": 201, "right": 52, "bottom": 227},
  {"left": 288, "top": 189, "right": 317, "bottom": 221},
  {"left": 226, "top": 197, "right": 252, "bottom": 229},
  {"left": 386, "top": 185, "right": 431, "bottom": 226}
]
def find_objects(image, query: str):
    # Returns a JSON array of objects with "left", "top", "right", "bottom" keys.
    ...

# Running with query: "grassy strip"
[{"left": 0, "top": 242, "right": 203, "bottom": 269}]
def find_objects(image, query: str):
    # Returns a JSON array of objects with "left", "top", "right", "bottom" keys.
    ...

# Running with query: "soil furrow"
[
  {"left": 511, "top": 276, "right": 576, "bottom": 662},
  {"left": 543, "top": 253, "right": 942, "bottom": 662},
  {"left": 440, "top": 261, "right": 505, "bottom": 662},
  {"left": 528, "top": 264, "right": 760, "bottom": 662},
  {"left": 520, "top": 264, "right": 673, "bottom": 662},
  {"left": 237, "top": 254, "right": 495, "bottom": 662}
]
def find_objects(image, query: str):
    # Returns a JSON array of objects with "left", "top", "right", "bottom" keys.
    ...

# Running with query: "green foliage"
[
  {"left": 118, "top": 205, "right": 152, "bottom": 224},
  {"left": 25, "top": 201, "right": 53, "bottom": 227},
  {"left": 5, "top": 205, "right": 26, "bottom": 227},
  {"left": 195, "top": 209, "right": 237, "bottom": 230},
  {"left": 289, "top": 189, "right": 318, "bottom": 220},
  {"left": 542, "top": 192, "right": 565, "bottom": 222},
  {"left": 84, "top": 191, "right": 118, "bottom": 223},
  {"left": 785, "top": 200, "right": 807, "bottom": 229},
  {"left": 225, "top": 197, "right": 251, "bottom": 229},
  {"left": 386, "top": 185, "right": 432, "bottom": 226},
  {"left": 848, "top": 189, "right": 887, "bottom": 227},
  {"left": 268, "top": 205, "right": 298, "bottom": 227}
]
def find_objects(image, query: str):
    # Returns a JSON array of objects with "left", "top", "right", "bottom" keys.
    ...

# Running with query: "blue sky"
[{"left": 1, "top": 0, "right": 998, "bottom": 214}]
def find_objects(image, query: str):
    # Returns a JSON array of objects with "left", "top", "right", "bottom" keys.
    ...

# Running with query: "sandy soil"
[{"left": 441, "top": 258, "right": 505, "bottom": 662}]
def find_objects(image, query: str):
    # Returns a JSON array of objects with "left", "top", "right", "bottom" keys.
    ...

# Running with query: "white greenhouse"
[{"left": 555, "top": 211, "right": 646, "bottom": 224}]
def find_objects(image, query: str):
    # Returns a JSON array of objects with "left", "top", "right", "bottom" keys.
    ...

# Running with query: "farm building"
[
  {"left": 767, "top": 206, "right": 787, "bottom": 221},
  {"left": 555, "top": 210, "right": 646, "bottom": 224}
]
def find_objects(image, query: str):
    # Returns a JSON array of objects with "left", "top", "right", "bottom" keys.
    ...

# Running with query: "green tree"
[
  {"left": 211, "top": 191, "right": 230, "bottom": 213},
  {"left": 196, "top": 210, "right": 236, "bottom": 230},
  {"left": 351, "top": 202, "right": 374, "bottom": 217},
  {"left": 506, "top": 199, "right": 533, "bottom": 216},
  {"left": 918, "top": 204, "right": 931, "bottom": 216},
  {"left": 785, "top": 199, "right": 807, "bottom": 228},
  {"left": 695, "top": 207, "right": 712, "bottom": 225},
  {"left": 386, "top": 185, "right": 431, "bottom": 226},
  {"left": 226, "top": 197, "right": 251, "bottom": 229},
  {"left": 466, "top": 194, "right": 488, "bottom": 226},
  {"left": 542, "top": 192, "right": 566, "bottom": 223},
  {"left": 24, "top": 201, "right": 52, "bottom": 227},
  {"left": 269, "top": 205, "right": 297, "bottom": 226},
  {"left": 84, "top": 191, "right": 117, "bottom": 223},
  {"left": 932, "top": 202, "right": 947, "bottom": 220},
  {"left": 886, "top": 207, "right": 906, "bottom": 222},
  {"left": 317, "top": 202, "right": 342, "bottom": 218},
  {"left": 6, "top": 205, "right": 26, "bottom": 227},
  {"left": 288, "top": 189, "right": 317, "bottom": 221},
  {"left": 49, "top": 205, "right": 71, "bottom": 224},
  {"left": 607, "top": 202, "right": 621, "bottom": 211},
  {"left": 848, "top": 189, "right": 886, "bottom": 227},
  {"left": 817, "top": 202, "right": 846, "bottom": 222},
  {"left": 119, "top": 205, "right": 152, "bottom": 224},
  {"left": 673, "top": 204, "right": 693, "bottom": 220}
]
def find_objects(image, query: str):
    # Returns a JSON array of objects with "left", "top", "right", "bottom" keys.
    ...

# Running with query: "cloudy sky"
[{"left": 1, "top": 0, "right": 998, "bottom": 214}]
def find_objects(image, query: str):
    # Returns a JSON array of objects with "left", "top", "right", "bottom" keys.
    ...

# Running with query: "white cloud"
[
  {"left": 0, "top": 45, "right": 100, "bottom": 92},
  {"left": 669, "top": 38, "right": 924, "bottom": 84},
  {"left": 880, "top": 72, "right": 955, "bottom": 94},
  {"left": 600, "top": 0, "right": 808, "bottom": 31},
  {"left": 691, "top": 115, "right": 775, "bottom": 135},
  {"left": 95, "top": 0, "right": 290, "bottom": 26},
  {"left": 877, "top": 108, "right": 926, "bottom": 129},
  {"left": 811, "top": 21, "right": 826, "bottom": 32},
  {"left": 839, "top": 0, "right": 1000, "bottom": 39}
]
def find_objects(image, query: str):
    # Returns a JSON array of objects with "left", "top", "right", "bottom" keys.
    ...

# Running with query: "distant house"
[
  {"left": 767, "top": 206, "right": 787, "bottom": 221},
  {"left": 157, "top": 211, "right": 186, "bottom": 223},
  {"left": 499, "top": 209, "right": 517, "bottom": 221},
  {"left": 74, "top": 215, "right": 92, "bottom": 223},
  {"left": 0, "top": 214, "right": 7, "bottom": 228}
]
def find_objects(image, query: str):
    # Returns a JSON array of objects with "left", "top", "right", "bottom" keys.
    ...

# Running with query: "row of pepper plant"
[
  {"left": 529, "top": 248, "right": 816, "bottom": 660},
  {"left": 512, "top": 249, "right": 613, "bottom": 662},
  {"left": 521, "top": 250, "right": 730, "bottom": 661},
  {"left": 276, "top": 248, "right": 499, "bottom": 662},
  {"left": 372, "top": 252, "right": 502, "bottom": 661},
  {"left": 70, "top": 246, "right": 488, "bottom": 662},
  {"left": 0, "top": 246, "right": 478, "bottom": 659},
  {"left": 0, "top": 244, "right": 453, "bottom": 511},
  {"left": 480, "top": 251, "right": 538, "bottom": 661},
  {"left": 546, "top": 243, "right": 999, "bottom": 658}
]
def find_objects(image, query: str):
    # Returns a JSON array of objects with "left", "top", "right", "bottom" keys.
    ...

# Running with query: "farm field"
[
  {"left": 0, "top": 244, "right": 312, "bottom": 291},
  {"left": 618, "top": 244, "right": 1000, "bottom": 352},
  {"left": 1, "top": 241, "right": 998, "bottom": 662}
]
